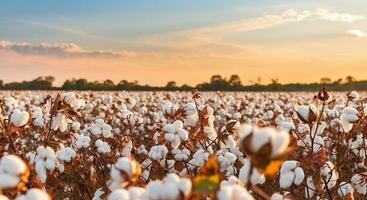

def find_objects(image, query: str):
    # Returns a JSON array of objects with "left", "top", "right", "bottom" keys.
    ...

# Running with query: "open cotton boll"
[
  {"left": 188, "top": 149, "right": 209, "bottom": 169},
  {"left": 51, "top": 113, "right": 67, "bottom": 132},
  {"left": 239, "top": 159, "right": 265, "bottom": 186},
  {"left": 279, "top": 161, "right": 304, "bottom": 188},
  {"left": 10, "top": 108, "right": 29, "bottom": 127},
  {"left": 108, "top": 189, "right": 129, "bottom": 200},
  {"left": 92, "top": 188, "right": 104, "bottom": 200},
  {"left": 1, "top": 155, "right": 27, "bottom": 176},
  {"left": 95, "top": 140, "right": 111, "bottom": 153},
  {"left": 172, "top": 148, "right": 190, "bottom": 161},
  {"left": 351, "top": 174, "right": 367, "bottom": 194},
  {"left": 74, "top": 134, "right": 91, "bottom": 149},
  {"left": 163, "top": 120, "right": 189, "bottom": 149},
  {"left": 348, "top": 91, "right": 359, "bottom": 101},
  {"left": 295, "top": 104, "right": 318, "bottom": 123},
  {"left": 62, "top": 92, "right": 84, "bottom": 110},
  {"left": 71, "top": 121, "right": 81, "bottom": 131},
  {"left": 321, "top": 161, "right": 338, "bottom": 189},
  {"left": 15, "top": 188, "right": 50, "bottom": 200},
  {"left": 0, "top": 194, "right": 9, "bottom": 200},
  {"left": 270, "top": 193, "right": 285, "bottom": 200},
  {"left": 341, "top": 107, "right": 359, "bottom": 132},
  {"left": 142, "top": 173, "right": 191, "bottom": 200},
  {"left": 108, "top": 157, "right": 141, "bottom": 190},
  {"left": 217, "top": 184, "right": 255, "bottom": 200},
  {"left": 56, "top": 145, "right": 76, "bottom": 162},
  {"left": 338, "top": 182, "right": 354, "bottom": 197},
  {"left": 148, "top": 145, "right": 168, "bottom": 161},
  {"left": 305, "top": 177, "right": 316, "bottom": 199},
  {"left": 240, "top": 124, "right": 290, "bottom": 159},
  {"left": 0, "top": 155, "right": 29, "bottom": 189}
]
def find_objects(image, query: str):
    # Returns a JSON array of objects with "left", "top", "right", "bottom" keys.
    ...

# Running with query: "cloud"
[
  {"left": 0, "top": 40, "right": 136, "bottom": 58},
  {"left": 192, "top": 8, "right": 365, "bottom": 35},
  {"left": 346, "top": 29, "right": 366, "bottom": 38}
]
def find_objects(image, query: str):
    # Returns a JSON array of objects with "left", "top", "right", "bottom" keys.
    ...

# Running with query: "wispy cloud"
[
  {"left": 192, "top": 8, "right": 365, "bottom": 35},
  {"left": 0, "top": 40, "right": 136, "bottom": 58},
  {"left": 346, "top": 29, "right": 366, "bottom": 38}
]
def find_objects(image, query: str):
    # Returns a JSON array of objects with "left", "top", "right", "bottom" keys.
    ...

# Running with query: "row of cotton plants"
[{"left": 0, "top": 89, "right": 366, "bottom": 199}]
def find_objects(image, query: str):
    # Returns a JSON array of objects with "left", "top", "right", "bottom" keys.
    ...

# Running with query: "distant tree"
[
  {"left": 103, "top": 79, "right": 114, "bottom": 87},
  {"left": 270, "top": 78, "right": 280, "bottom": 85},
  {"left": 320, "top": 77, "right": 332, "bottom": 84},
  {"left": 45, "top": 76, "right": 55, "bottom": 83},
  {"left": 228, "top": 75, "right": 242, "bottom": 86},
  {"left": 345, "top": 76, "right": 357, "bottom": 83},
  {"left": 210, "top": 75, "right": 224, "bottom": 83},
  {"left": 166, "top": 81, "right": 177, "bottom": 88}
]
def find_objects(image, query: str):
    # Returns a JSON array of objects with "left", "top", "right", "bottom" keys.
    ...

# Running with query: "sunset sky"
[{"left": 1, "top": 0, "right": 367, "bottom": 86}]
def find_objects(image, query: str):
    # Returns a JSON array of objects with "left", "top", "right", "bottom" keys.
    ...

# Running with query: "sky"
[{"left": 1, "top": 0, "right": 367, "bottom": 86}]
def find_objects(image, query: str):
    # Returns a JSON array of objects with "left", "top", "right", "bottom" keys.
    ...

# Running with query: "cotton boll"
[
  {"left": 294, "top": 167, "right": 305, "bottom": 185},
  {"left": 270, "top": 130, "right": 290, "bottom": 157},
  {"left": 10, "top": 108, "right": 29, "bottom": 127},
  {"left": 109, "top": 157, "right": 141, "bottom": 190},
  {"left": 305, "top": 177, "right": 315, "bottom": 199},
  {"left": 279, "top": 171, "right": 295, "bottom": 189},
  {"left": 0, "top": 174, "right": 21, "bottom": 189},
  {"left": 52, "top": 113, "right": 67, "bottom": 132},
  {"left": 271, "top": 193, "right": 284, "bottom": 200},
  {"left": 239, "top": 159, "right": 265, "bottom": 186},
  {"left": 338, "top": 182, "right": 354, "bottom": 197},
  {"left": 217, "top": 184, "right": 255, "bottom": 200},
  {"left": 74, "top": 134, "right": 91, "bottom": 149},
  {"left": 341, "top": 107, "right": 359, "bottom": 132},
  {"left": 56, "top": 145, "right": 76, "bottom": 162},
  {"left": 92, "top": 188, "right": 104, "bottom": 200},
  {"left": 71, "top": 121, "right": 81, "bottom": 131},
  {"left": 15, "top": 188, "right": 50, "bottom": 200},
  {"left": 351, "top": 174, "right": 367, "bottom": 194},
  {"left": 148, "top": 145, "right": 168, "bottom": 161},
  {"left": 295, "top": 104, "right": 318, "bottom": 123},
  {"left": 128, "top": 187, "right": 145, "bottom": 200},
  {"left": 348, "top": 91, "right": 359, "bottom": 101},
  {"left": 95, "top": 140, "right": 111, "bottom": 153},
  {"left": 1, "top": 155, "right": 27, "bottom": 176},
  {"left": 108, "top": 189, "right": 129, "bottom": 200},
  {"left": 280, "top": 161, "right": 298, "bottom": 174}
]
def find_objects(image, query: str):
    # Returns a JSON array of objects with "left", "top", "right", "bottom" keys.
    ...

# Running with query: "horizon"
[{"left": 1, "top": 0, "right": 367, "bottom": 86}]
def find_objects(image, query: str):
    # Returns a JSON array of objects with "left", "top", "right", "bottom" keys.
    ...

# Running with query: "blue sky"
[{"left": 1, "top": 0, "right": 367, "bottom": 85}]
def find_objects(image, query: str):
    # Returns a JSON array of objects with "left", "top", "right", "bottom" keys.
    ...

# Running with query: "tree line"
[{"left": 0, "top": 75, "right": 366, "bottom": 91}]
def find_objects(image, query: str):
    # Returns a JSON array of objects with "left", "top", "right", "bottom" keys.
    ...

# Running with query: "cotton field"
[{"left": 0, "top": 89, "right": 366, "bottom": 200}]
